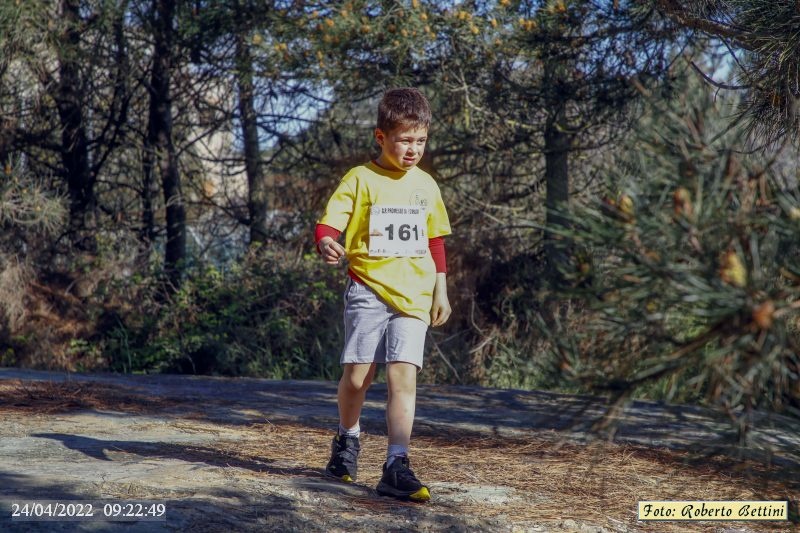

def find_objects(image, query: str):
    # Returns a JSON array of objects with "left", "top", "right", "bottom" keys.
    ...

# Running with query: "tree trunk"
[
  {"left": 148, "top": 0, "right": 185, "bottom": 287},
  {"left": 141, "top": 0, "right": 157, "bottom": 250},
  {"left": 56, "top": 0, "right": 95, "bottom": 250},
  {"left": 543, "top": 109, "right": 572, "bottom": 287},
  {"left": 235, "top": 32, "right": 268, "bottom": 245},
  {"left": 0, "top": 119, "right": 11, "bottom": 169},
  {"left": 141, "top": 135, "right": 157, "bottom": 247}
]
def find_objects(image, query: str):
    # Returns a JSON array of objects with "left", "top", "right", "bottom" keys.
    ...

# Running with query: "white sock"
[
  {"left": 386, "top": 444, "right": 408, "bottom": 466},
  {"left": 338, "top": 423, "right": 360, "bottom": 438}
]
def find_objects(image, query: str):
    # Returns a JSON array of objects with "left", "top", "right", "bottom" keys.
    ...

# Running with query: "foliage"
[
  {"left": 0, "top": 169, "right": 67, "bottom": 236},
  {"left": 0, "top": 162, "right": 67, "bottom": 354},
  {"left": 302, "top": 0, "right": 680, "bottom": 240},
  {"left": 542, "top": 68, "right": 800, "bottom": 435},
  {"left": 103, "top": 249, "right": 346, "bottom": 380},
  {"left": 655, "top": 0, "right": 800, "bottom": 144}
]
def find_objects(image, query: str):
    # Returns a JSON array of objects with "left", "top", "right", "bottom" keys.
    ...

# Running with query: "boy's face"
[{"left": 374, "top": 124, "right": 428, "bottom": 172}]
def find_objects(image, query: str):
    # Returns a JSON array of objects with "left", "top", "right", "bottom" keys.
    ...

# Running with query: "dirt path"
[{"left": 0, "top": 368, "right": 797, "bottom": 532}]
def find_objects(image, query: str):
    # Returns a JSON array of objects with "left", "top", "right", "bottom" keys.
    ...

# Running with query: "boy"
[{"left": 315, "top": 87, "right": 451, "bottom": 502}]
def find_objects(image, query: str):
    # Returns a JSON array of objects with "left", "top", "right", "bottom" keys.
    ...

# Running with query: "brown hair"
[{"left": 376, "top": 87, "right": 431, "bottom": 132}]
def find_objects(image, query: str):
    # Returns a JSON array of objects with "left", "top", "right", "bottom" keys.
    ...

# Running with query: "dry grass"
[
  {"left": 220, "top": 423, "right": 798, "bottom": 532},
  {"left": 0, "top": 255, "right": 31, "bottom": 332},
  {"left": 1, "top": 281, "right": 97, "bottom": 370},
  {"left": 0, "top": 379, "right": 173, "bottom": 414},
  {"left": 1, "top": 379, "right": 796, "bottom": 531},
  {"left": 0, "top": 254, "right": 125, "bottom": 371}
]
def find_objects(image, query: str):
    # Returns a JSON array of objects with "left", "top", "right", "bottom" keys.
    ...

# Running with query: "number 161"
[{"left": 384, "top": 224, "right": 419, "bottom": 241}]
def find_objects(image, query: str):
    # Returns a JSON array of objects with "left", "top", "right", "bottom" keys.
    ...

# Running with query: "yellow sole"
[{"left": 409, "top": 487, "right": 431, "bottom": 501}]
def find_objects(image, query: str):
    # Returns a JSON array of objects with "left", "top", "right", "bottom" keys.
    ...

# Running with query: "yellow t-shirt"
[{"left": 318, "top": 161, "right": 451, "bottom": 324}]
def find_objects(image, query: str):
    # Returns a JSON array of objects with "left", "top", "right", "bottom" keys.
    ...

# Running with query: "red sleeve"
[
  {"left": 429, "top": 236, "right": 447, "bottom": 273},
  {"left": 315, "top": 224, "right": 341, "bottom": 253}
]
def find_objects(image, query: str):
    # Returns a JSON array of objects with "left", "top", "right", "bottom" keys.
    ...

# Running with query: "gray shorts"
[{"left": 341, "top": 279, "right": 428, "bottom": 368}]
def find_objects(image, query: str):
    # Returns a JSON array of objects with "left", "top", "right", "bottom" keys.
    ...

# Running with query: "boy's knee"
[
  {"left": 386, "top": 362, "right": 417, "bottom": 394},
  {"left": 341, "top": 364, "right": 374, "bottom": 393},
  {"left": 345, "top": 375, "right": 369, "bottom": 393}
]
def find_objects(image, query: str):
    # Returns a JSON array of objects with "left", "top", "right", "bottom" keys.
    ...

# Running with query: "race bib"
[{"left": 368, "top": 205, "right": 427, "bottom": 257}]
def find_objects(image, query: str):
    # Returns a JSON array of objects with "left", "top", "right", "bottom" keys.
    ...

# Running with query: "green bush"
[{"left": 103, "top": 249, "right": 346, "bottom": 380}]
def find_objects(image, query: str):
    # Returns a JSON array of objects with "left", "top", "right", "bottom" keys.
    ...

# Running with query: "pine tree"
[
  {"left": 546, "top": 64, "right": 800, "bottom": 442},
  {"left": 656, "top": 0, "right": 800, "bottom": 144}
]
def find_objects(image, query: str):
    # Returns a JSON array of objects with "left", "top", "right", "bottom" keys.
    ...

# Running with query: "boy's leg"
[
  {"left": 382, "top": 314, "right": 426, "bottom": 455},
  {"left": 377, "top": 360, "right": 430, "bottom": 501},
  {"left": 325, "top": 363, "right": 375, "bottom": 482},
  {"left": 328, "top": 279, "right": 388, "bottom": 483},
  {"left": 385, "top": 361, "right": 417, "bottom": 450},
  {"left": 326, "top": 362, "right": 376, "bottom": 483},
  {"left": 338, "top": 362, "right": 377, "bottom": 430}
]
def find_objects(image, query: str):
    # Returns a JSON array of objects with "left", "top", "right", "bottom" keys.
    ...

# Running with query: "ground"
[{"left": 0, "top": 368, "right": 797, "bottom": 532}]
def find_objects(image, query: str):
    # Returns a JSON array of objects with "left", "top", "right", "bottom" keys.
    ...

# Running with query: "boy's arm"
[
  {"left": 429, "top": 237, "right": 450, "bottom": 327},
  {"left": 319, "top": 237, "right": 346, "bottom": 265},
  {"left": 431, "top": 272, "right": 451, "bottom": 327},
  {"left": 317, "top": 173, "right": 356, "bottom": 265},
  {"left": 315, "top": 224, "right": 346, "bottom": 265}
]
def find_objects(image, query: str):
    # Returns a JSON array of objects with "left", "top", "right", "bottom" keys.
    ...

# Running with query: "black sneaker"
[
  {"left": 376, "top": 456, "right": 430, "bottom": 501},
  {"left": 325, "top": 435, "right": 360, "bottom": 482}
]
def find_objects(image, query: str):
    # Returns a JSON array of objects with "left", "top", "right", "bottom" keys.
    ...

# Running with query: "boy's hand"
[
  {"left": 430, "top": 273, "right": 451, "bottom": 327},
  {"left": 318, "top": 236, "right": 346, "bottom": 265}
]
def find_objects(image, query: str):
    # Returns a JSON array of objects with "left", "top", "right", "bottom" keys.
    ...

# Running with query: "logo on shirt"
[{"left": 410, "top": 189, "right": 429, "bottom": 208}]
